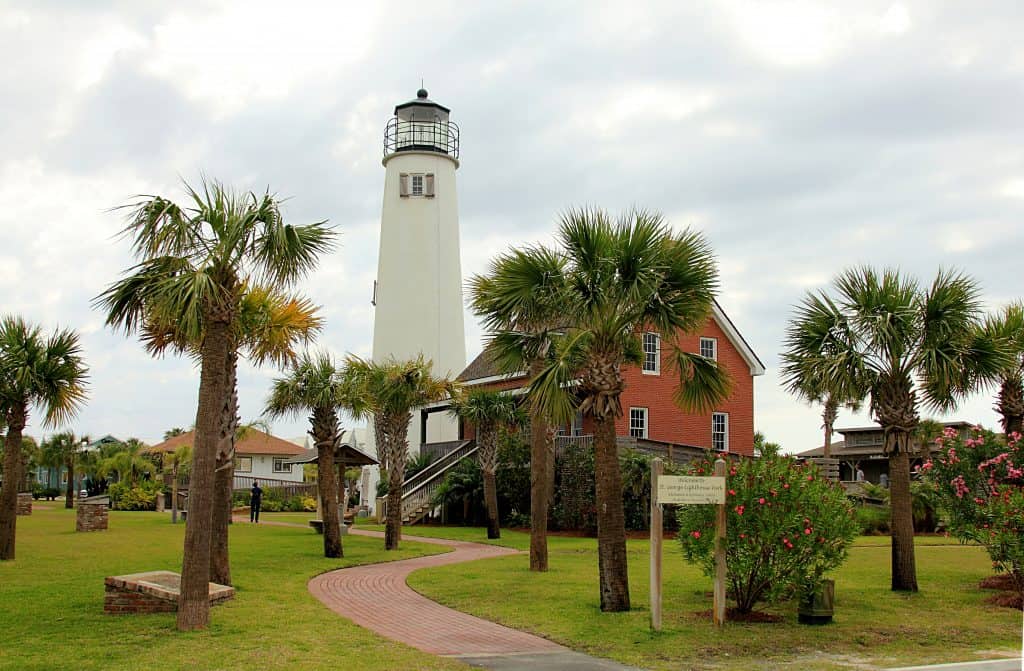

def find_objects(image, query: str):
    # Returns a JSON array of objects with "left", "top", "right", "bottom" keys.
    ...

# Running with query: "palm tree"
[
  {"left": 96, "top": 179, "right": 333, "bottom": 630},
  {"left": 40, "top": 432, "right": 87, "bottom": 508},
  {"left": 449, "top": 389, "right": 521, "bottom": 539},
  {"left": 143, "top": 285, "right": 321, "bottom": 585},
  {"left": 469, "top": 246, "right": 566, "bottom": 571},
  {"left": 520, "top": 208, "right": 730, "bottom": 612},
  {"left": 265, "top": 352, "right": 352, "bottom": 558},
  {"left": 344, "top": 356, "right": 454, "bottom": 551},
  {"left": 164, "top": 427, "right": 187, "bottom": 440},
  {"left": 782, "top": 267, "right": 1006, "bottom": 591},
  {"left": 0, "top": 316, "right": 88, "bottom": 560},
  {"left": 978, "top": 302, "right": 1024, "bottom": 436},
  {"left": 166, "top": 444, "right": 192, "bottom": 524},
  {"left": 100, "top": 439, "right": 152, "bottom": 487},
  {"left": 780, "top": 317, "right": 866, "bottom": 459}
]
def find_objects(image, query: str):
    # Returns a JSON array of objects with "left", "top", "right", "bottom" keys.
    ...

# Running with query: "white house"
[{"left": 146, "top": 429, "right": 306, "bottom": 484}]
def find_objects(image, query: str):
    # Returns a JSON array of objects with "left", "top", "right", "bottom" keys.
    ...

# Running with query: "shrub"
[
  {"left": 300, "top": 496, "right": 317, "bottom": 512},
  {"left": 677, "top": 455, "right": 859, "bottom": 614},
  {"left": 920, "top": 427, "right": 1023, "bottom": 599},
  {"left": 855, "top": 504, "right": 891, "bottom": 534},
  {"left": 108, "top": 481, "right": 158, "bottom": 510}
]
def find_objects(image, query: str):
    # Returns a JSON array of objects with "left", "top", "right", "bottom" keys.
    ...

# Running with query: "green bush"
[
  {"left": 677, "top": 455, "right": 859, "bottom": 614},
  {"left": 920, "top": 427, "right": 1023, "bottom": 597},
  {"left": 108, "top": 481, "right": 158, "bottom": 511},
  {"left": 855, "top": 504, "right": 891, "bottom": 534}
]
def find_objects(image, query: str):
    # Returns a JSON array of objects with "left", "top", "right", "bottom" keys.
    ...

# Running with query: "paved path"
[{"left": 304, "top": 526, "right": 640, "bottom": 670}]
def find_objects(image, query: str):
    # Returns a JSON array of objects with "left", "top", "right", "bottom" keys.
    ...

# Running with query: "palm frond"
[{"left": 668, "top": 348, "right": 731, "bottom": 414}]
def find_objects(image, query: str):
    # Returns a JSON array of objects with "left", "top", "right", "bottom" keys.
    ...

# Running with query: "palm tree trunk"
[
  {"left": 822, "top": 396, "right": 838, "bottom": 460},
  {"left": 318, "top": 444, "right": 342, "bottom": 559},
  {"left": 593, "top": 413, "right": 630, "bottom": 611},
  {"left": 997, "top": 376, "right": 1024, "bottom": 437},
  {"left": 210, "top": 351, "right": 239, "bottom": 586},
  {"left": 529, "top": 361, "right": 550, "bottom": 571},
  {"left": 888, "top": 441, "right": 918, "bottom": 592},
  {"left": 383, "top": 412, "right": 409, "bottom": 551},
  {"left": 177, "top": 318, "right": 230, "bottom": 631},
  {"left": 483, "top": 469, "right": 500, "bottom": 539},
  {"left": 0, "top": 405, "right": 27, "bottom": 561},
  {"left": 65, "top": 454, "right": 75, "bottom": 509},
  {"left": 209, "top": 460, "right": 233, "bottom": 585}
]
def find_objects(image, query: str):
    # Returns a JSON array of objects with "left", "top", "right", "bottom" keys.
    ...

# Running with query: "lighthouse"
[{"left": 371, "top": 88, "right": 466, "bottom": 445}]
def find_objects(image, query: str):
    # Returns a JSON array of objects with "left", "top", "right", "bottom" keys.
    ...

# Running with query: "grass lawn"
[
  {"left": 1, "top": 507, "right": 467, "bottom": 671},
  {"left": 406, "top": 526, "right": 1023, "bottom": 671}
]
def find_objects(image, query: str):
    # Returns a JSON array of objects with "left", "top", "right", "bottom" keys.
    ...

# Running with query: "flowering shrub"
[
  {"left": 677, "top": 455, "right": 858, "bottom": 614},
  {"left": 919, "top": 427, "right": 1023, "bottom": 599}
]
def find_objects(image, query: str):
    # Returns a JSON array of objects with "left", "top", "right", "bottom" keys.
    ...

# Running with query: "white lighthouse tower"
[{"left": 371, "top": 88, "right": 466, "bottom": 446}]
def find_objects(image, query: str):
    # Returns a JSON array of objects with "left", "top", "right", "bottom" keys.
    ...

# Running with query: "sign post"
[
  {"left": 713, "top": 458, "right": 727, "bottom": 627},
  {"left": 650, "top": 458, "right": 664, "bottom": 631},
  {"left": 650, "top": 459, "right": 728, "bottom": 630}
]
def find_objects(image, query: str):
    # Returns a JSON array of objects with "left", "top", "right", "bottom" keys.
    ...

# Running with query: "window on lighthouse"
[{"left": 411, "top": 174, "right": 424, "bottom": 196}]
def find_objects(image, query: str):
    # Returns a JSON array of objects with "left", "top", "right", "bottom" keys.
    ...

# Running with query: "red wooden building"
[{"left": 455, "top": 301, "right": 764, "bottom": 458}]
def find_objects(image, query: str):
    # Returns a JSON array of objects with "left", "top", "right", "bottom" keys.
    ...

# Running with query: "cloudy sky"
[{"left": 2, "top": 1, "right": 1022, "bottom": 452}]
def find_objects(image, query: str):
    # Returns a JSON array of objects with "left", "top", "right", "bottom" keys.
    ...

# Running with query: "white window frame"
[
  {"left": 642, "top": 332, "right": 660, "bottom": 375},
  {"left": 273, "top": 457, "right": 292, "bottom": 474},
  {"left": 411, "top": 174, "right": 424, "bottom": 196},
  {"left": 712, "top": 412, "right": 729, "bottom": 452},
  {"left": 235, "top": 456, "right": 252, "bottom": 473},
  {"left": 700, "top": 337, "right": 718, "bottom": 361},
  {"left": 629, "top": 407, "right": 648, "bottom": 439}
]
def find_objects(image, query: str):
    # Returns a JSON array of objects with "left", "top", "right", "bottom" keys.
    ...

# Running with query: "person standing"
[{"left": 250, "top": 481, "right": 263, "bottom": 523}]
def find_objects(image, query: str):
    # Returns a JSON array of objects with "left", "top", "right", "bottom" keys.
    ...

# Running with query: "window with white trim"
[
  {"left": 411, "top": 174, "right": 424, "bottom": 196},
  {"left": 642, "top": 332, "right": 660, "bottom": 374},
  {"left": 273, "top": 457, "right": 292, "bottom": 473},
  {"left": 629, "top": 407, "right": 648, "bottom": 439},
  {"left": 712, "top": 412, "right": 729, "bottom": 452},
  {"left": 234, "top": 456, "right": 252, "bottom": 473},
  {"left": 700, "top": 337, "right": 718, "bottom": 360}
]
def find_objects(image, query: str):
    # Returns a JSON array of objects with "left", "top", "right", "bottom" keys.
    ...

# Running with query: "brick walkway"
[{"left": 308, "top": 528, "right": 565, "bottom": 656}]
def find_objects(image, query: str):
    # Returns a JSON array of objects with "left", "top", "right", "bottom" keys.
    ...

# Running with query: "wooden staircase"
[{"left": 399, "top": 440, "right": 478, "bottom": 525}]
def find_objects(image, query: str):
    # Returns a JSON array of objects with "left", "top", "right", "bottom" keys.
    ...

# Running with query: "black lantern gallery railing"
[{"left": 384, "top": 117, "right": 460, "bottom": 159}]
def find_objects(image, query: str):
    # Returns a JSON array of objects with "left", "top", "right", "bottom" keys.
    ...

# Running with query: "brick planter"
[
  {"left": 16, "top": 493, "right": 32, "bottom": 516},
  {"left": 77, "top": 502, "right": 109, "bottom": 532},
  {"left": 104, "top": 570, "right": 234, "bottom": 615}
]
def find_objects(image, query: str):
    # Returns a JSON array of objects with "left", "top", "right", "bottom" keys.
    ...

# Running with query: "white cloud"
[{"left": 879, "top": 3, "right": 911, "bottom": 35}]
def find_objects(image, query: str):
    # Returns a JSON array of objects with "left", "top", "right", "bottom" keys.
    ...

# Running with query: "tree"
[
  {"left": 780, "top": 319, "right": 866, "bottom": 460},
  {"left": 781, "top": 267, "right": 1006, "bottom": 591},
  {"left": 449, "top": 389, "right": 522, "bottom": 539},
  {"left": 99, "top": 438, "right": 152, "bottom": 487},
  {"left": 144, "top": 285, "right": 321, "bottom": 585},
  {"left": 753, "top": 431, "right": 783, "bottom": 458},
  {"left": 0, "top": 316, "right": 88, "bottom": 560},
  {"left": 40, "top": 432, "right": 87, "bottom": 508},
  {"left": 469, "top": 246, "right": 567, "bottom": 570},
  {"left": 265, "top": 352, "right": 352, "bottom": 558},
  {"left": 166, "top": 444, "right": 192, "bottom": 524},
  {"left": 96, "top": 179, "right": 333, "bottom": 630},
  {"left": 164, "top": 427, "right": 187, "bottom": 440},
  {"left": 522, "top": 208, "right": 730, "bottom": 612},
  {"left": 978, "top": 303, "right": 1024, "bottom": 437},
  {"left": 344, "top": 356, "right": 454, "bottom": 550}
]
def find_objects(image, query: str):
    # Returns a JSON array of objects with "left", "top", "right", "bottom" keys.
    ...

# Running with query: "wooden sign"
[
  {"left": 650, "top": 461, "right": 728, "bottom": 631},
  {"left": 656, "top": 475, "right": 726, "bottom": 505}
]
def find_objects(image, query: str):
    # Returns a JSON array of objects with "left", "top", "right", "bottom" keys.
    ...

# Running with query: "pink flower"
[
  {"left": 807, "top": 475, "right": 814, "bottom": 482},
  {"left": 739, "top": 533, "right": 746, "bottom": 539},
  {"left": 804, "top": 528, "right": 812, "bottom": 535},
  {"left": 783, "top": 483, "right": 790, "bottom": 489},
  {"left": 728, "top": 489, "right": 736, "bottom": 496},
  {"left": 735, "top": 505, "right": 745, "bottom": 516},
  {"left": 691, "top": 531, "right": 701, "bottom": 539},
  {"left": 758, "top": 497, "right": 766, "bottom": 505}
]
